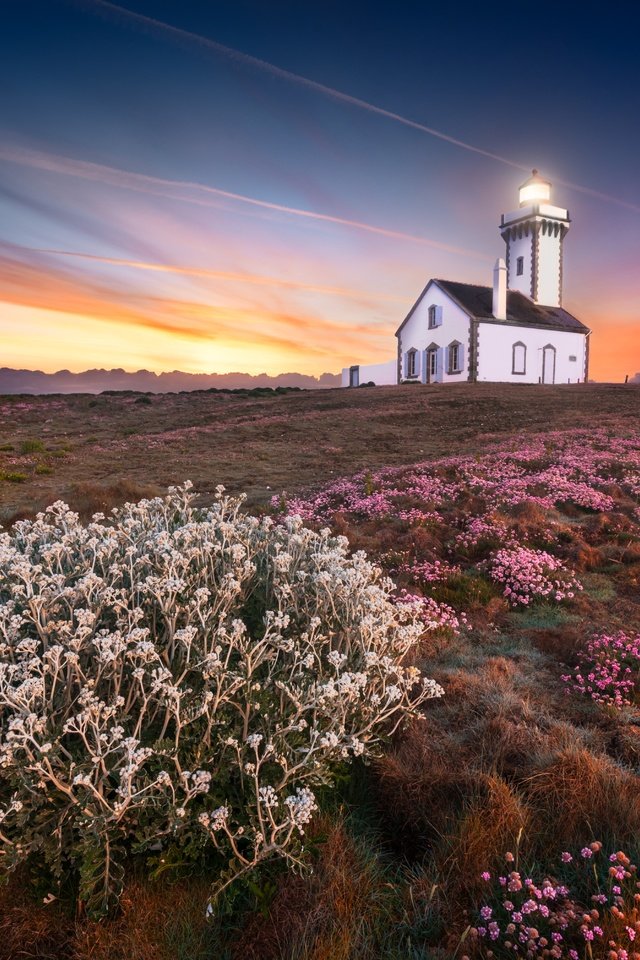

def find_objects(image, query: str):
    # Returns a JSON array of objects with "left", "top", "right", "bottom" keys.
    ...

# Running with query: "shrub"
[
  {"left": 0, "top": 484, "right": 441, "bottom": 917},
  {"left": 562, "top": 631, "right": 640, "bottom": 708},
  {"left": 488, "top": 546, "right": 582, "bottom": 606},
  {"left": 0, "top": 471, "right": 27, "bottom": 483},
  {"left": 19, "top": 439, "right": 46, "bottom": 455}
]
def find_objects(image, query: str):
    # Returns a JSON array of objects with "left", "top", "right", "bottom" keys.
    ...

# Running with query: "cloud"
[
  {"left": 0, "top": 143, "right": 490, "bottom": 259},
  {"left": 81, "top": 0, "right": 640, "bottom": 215},
  {"left": 0, "top": 245, "right": 391, "bottom": 360},
  {"left": 17, "top": 244, "right": 408, "bottom": 303}
]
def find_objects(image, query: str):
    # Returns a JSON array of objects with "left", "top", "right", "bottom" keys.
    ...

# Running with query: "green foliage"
[
  {"left": 432, "top": 571, "right": 500, "bottom": 608},
  {"left": 0, "top": 470, "right": 28, "bottom": 483},
  {"left": 19, "top": 438, "right": 46, "bottom": 455},
  {"left": 508, "top": 603, "right": 579, "bottom": 630},
  {"left": 78, "top": 837, "right": 126, "bottom": 920},
  {"left": 580, "top": 572, "right": 617, "bottom": 601}
]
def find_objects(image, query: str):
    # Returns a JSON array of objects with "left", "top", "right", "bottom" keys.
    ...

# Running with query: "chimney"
[{"left": 493, "top": 257, "right": 507, "bottom": 320}]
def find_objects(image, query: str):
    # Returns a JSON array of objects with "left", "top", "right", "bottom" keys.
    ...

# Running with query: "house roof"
[{"left": 395, "top": 278, "right": 590, "bottom": 336}]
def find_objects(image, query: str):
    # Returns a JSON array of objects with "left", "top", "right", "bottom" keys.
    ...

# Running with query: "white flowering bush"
[{"left": 0, "top": 484, "right": 442, "bottom": 916}]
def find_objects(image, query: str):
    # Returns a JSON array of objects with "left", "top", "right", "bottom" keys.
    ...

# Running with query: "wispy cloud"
[
  {"left": 0, "top": 143, "right": 490, "bottom": 259},
  {"left": 81, "top": 0, "right": 640, "bottom": 215},
  {"left": 12, "top": 243, "right": 407, "bottom": 303}
]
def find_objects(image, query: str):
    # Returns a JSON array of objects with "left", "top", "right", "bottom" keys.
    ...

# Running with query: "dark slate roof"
[{"left": 434, "top": 280, "right": 589, "bottom": 332}]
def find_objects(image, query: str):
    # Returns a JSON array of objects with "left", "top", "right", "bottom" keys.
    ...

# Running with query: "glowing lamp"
[{"left": 519, "top": 169, "right": 552, "bottom": 207}]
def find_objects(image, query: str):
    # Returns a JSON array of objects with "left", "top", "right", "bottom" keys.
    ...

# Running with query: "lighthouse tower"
[{"left": 500, "top": 170, "right": 570, "bottom": 307}]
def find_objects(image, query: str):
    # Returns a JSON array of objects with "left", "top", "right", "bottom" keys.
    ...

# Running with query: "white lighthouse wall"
[
  {"left": 506, "top": 232, "right": 533, "bottom": 298},
  {"left": 477, "top": 323, "right": 587, "bottom": 384},
  {"left": 536, "top": 233, "right": 562, "bottom": 306},
  {"left": 397, "top": 284, "right": 470, "bottom": 383}
]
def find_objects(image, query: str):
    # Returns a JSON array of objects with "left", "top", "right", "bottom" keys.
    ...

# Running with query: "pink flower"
[{"left": 561, "top": 851, "right": 573, "bottom": 863}]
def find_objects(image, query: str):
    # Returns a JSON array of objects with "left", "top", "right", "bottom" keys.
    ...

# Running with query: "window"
[
  {"left": 406, "top": 348, "right": 417, "bottom": 378},
  {"left": 516, "top": 256, "right": 524, "bottom": 276},
  {"left": 512, "top": 341, "right": 526, "bottom": 375},
  {"left": 569, "top": 355, "right": 577, "bottom": 362},
  {"left": 448, "top": 341, "right": 462, "bottom": 374},
  {"left": 428, "top": 304, "right": 443, "bottom": 328},
  {"left": 349, "top": 365, "right": 359, "bottom": 387}
]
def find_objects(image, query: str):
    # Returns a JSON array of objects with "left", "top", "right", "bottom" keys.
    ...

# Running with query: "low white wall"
[{"left": 341, "top": 358, "right": 397, "bottom": 387}]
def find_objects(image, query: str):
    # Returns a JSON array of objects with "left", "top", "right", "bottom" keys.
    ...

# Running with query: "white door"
[
  {"left": 427, "top": 349, "right": 437, "bottom": 383},
  {"left": 542, "top": 345, "right": 556, "bottom": 384}
]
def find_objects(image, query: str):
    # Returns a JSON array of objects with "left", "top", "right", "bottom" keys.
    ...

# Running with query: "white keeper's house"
[{"left": 342, "top": 171, "right": 590, "bottom": 387}]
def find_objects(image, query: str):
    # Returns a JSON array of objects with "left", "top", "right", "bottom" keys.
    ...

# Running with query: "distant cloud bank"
[{"left": 0, "top": 367, "right": 340, "bottom": 395}]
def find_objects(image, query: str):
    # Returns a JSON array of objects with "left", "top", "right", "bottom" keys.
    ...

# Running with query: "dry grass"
[
  {"left": 0, "top": 874, "right": 216, "bottom": 960},
  {"left": 523, "top": 747, "right": 640, "bottom": 852},
  {"left": 230, "top": 815, "right": 397, "bottom": 960}
]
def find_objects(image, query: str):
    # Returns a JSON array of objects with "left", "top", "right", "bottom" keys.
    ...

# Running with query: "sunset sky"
[{"left": 1, "top": 0, "right": 639, "bottom": 381}]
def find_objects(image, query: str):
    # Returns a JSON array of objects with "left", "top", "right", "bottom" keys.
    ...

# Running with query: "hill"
[
  {"left": 0, "top": 367, "right": 340, "bottom": 394},
  {"left": 0, "top": 381, "right": 639, "bottom": 525}
]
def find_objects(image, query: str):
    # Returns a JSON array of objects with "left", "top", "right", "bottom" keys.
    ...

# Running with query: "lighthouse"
[{"left": 500, "top": 170, "right": 570, "bottom": 307}]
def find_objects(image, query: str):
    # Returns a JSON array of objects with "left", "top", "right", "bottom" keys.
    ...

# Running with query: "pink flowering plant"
[
  {"left": 273, "top": 429, "right": 640, "bottom": 628},
  {"left": 487, "top": 546, "right": 582, "bottom": 607},
  {"left": 562, "top": 631, "right": 640, "bottom": 709},
  {"left": 467, "top": 843, "right": 640, "bottom": 959},
  {"left": 273, "top": 429, "right": 640, "bottom": 528},
  {"left": 0, "top": 484, "right": 442, "bottom": 917}
]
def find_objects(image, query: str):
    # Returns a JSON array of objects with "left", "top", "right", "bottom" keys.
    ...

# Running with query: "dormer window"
[
  {"left": 516, "top": 256, "right": 524, "bottom": 276},
  {"left": 428, "top": 304, "right": 443, "bottom": 329}
]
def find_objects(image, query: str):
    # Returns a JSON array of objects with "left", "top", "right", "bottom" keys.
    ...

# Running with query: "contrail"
[
  {"left": 79, "top": 0, "right": 640, "bottom": 215},
  {"left": 16, "top": 244, "right": 409, "bottom": 302},
  {"left": 0, "top": 144, "right": 491, "bottom": 259}
]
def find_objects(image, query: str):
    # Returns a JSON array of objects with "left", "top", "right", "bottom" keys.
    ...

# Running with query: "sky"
[{"left": 1, "top": 0, "right": 639, "bottom": 381}]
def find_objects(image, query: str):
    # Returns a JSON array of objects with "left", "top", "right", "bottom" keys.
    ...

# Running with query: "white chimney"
[{"left": 493, "top": 257, "right": 507, "bottom": 320}]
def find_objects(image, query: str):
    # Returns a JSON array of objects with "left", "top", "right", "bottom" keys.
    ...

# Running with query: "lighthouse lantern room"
[{"left": 500, "top": 169, "right": 570, "bottom": 307}]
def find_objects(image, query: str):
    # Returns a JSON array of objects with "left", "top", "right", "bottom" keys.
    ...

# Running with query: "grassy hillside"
[
  {"left": 1, "top": 383, "right": 639, "bottom": 524},
  {"left": 1, "top": 383, "right": 640, "bottom": 960}
]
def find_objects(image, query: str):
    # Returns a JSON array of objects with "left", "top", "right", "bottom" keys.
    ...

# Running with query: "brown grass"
[
  {"left": 443, "top": 775, "right": 531, "bottom": 900},
  {"left": 523, "top": 747, "right": 640, "bottom": 852},
  {"left": 0, "top": 875, "right": 215, "bottom": 960},
  {"left": 230, "top": 815, "right": 392, "bottom": 960}
]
